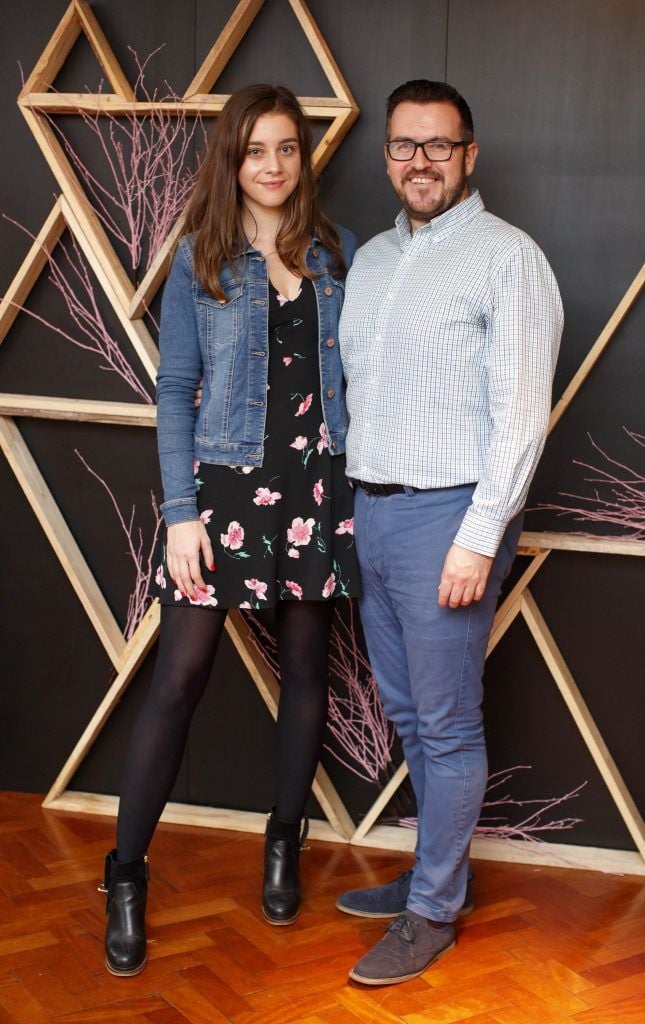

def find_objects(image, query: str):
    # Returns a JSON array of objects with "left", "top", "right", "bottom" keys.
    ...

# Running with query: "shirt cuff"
[
  {"left": 160, "top": 497, "right": 200, "bottom": 527},
  {"left": 453, "top": 509, "right": 508, "bottom": 558}
]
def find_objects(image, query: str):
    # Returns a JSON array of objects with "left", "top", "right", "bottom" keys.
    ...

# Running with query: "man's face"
[{"left": 385, "top": 101, "right": 478, "bottom": 230}]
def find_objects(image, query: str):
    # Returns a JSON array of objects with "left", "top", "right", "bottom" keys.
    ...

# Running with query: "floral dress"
[{"left": 154, "top": 278, "right": 360, "bottom": 609}]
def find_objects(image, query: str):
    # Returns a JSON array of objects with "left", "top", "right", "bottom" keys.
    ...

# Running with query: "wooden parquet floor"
[{"left": 0, "top": 793, "right": 643, "bottom": 1024}]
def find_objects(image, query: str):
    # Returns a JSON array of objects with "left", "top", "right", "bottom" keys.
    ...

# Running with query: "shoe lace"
[{"left": 386, "top": 913, "right": 417, "bottom": 945}]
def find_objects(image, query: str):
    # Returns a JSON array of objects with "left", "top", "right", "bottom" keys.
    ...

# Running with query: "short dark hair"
[{"left": 386, "top": 80, "right": 474, "bottom": 141}]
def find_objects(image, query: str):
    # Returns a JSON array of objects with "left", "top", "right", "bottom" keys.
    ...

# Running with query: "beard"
[{"left": 396, "top": 166, "right": 468, "bottom": 223}]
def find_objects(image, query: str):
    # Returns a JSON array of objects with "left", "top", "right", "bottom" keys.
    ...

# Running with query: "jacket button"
[
  {"left": 326, "top": 388, "right": 335, "bottom": 398},
  {"left": 326, "top": 337, "right": 335, "bottom": 347},
  {"left": 331, "top": 441, "right": 337, "bottom": 449},
  {"left": 324, "top": 286, "right": 333, "bottom": 296},
  {"left": 312, "top": 248, "right": 320, "bottom": 257}
]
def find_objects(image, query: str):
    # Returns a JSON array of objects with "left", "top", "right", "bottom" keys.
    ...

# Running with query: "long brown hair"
[{"left": 184, "top": 84, "right": 345, "bottom": 300}]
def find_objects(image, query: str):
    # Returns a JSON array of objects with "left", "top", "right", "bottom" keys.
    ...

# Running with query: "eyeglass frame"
[{"left": 385, "top": 138, "right": 471, "bottom": 162}]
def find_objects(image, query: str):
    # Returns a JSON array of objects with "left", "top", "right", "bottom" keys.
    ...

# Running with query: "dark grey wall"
[{"left": 1, "top": 0, "right": 643, "bottom": 851}]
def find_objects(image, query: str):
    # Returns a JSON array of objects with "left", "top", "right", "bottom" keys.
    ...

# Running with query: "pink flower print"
[
  {"left": 239, "top": 600, "right": 252, "bottom": 609},
  {"left": 317, "top": 422, "right": 329, "bottom": 455},
  {"left": 295, "top": 393, "right": 313, "bottom": 417},
  {"left": 276, "top": 292, "right": 289, "bottom": 307},
  {"left": 193, "top": 459, "right": 201, "bottom": 475},
  {"left": 173, "top": 588, "right": 183, "bottom": 602},
  {"left": 245, "top": 578, "right": 268, "bottom": 601},
  {"left": 285, "top": 580, "right": 303, "bottom": 600},
  {"left": 241, "top": 466, "right": 254, "bottom": 474},
  {"left": 200, "top": 508, "right": 213, "bottom": 525},
  {"left": 322, "top": 572, "right": 336, "bottom": 598},
  {"left": 155, "top": 564, "right": 167, "bottom": 589},
  {"left": 290, "top": 435, "right": 308, "bottom": 450},
  {"left": 189, "top": 585, "right": 218, "bottom": 607},
  {"left": 221, "top": 520, "right": 244, "bottom": 550},
  {"left": 287, "top": 516, "right": 315, "bottom": 547},
  {"left": 335, "top": 517, "right": 354, "bottom": 535},
  {"left": 313, "top": 479, "right": 324, "bottom": 506},
  {"left": 253, "top": 487, "right": 282, "bottom": 506},
  {"left": 287, "top": 547, "right": 300, "bottom": 559},
  {"left": 283, "top": 356, "right": 293, "bottom": 366}
]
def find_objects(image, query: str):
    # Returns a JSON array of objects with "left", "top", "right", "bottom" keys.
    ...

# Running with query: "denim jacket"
[{"left": 157, "top": 226, "right": 357, "bottom": 526}]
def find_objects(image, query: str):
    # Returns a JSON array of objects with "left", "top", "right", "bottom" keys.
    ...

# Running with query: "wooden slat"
[
  {"left": 0, "top": 416, "right": 125, "bottom": 668},
  {"left": 549, "top": 263, "right": 644, "bottom": 434},
  {"left": 184, "top": 0, "right": 267, "bottom": 97},
  {"left": 312, "top": 107, "right": 360, "bottom": 176},
  {"left": 350, "top": 761, "right": 409, "bottom": 844},
  {"left": 0, "top": 200, "right": 66, "bottom": 343},
  {"left": 42, "top": 602, "right": 160, "bottom": 807},
  {"left": 19, "top": 1, "right": 80, "bottom": 96},
  {"left": 0, "top": 394, "right": 156, "bottom": 426},
  {"left": 520, "top": 591, "right": 645, "bottom": 860},
  {"left": 129, "top": 219, "right": 184, "bottom": 318},
  {"left": 74, "top": 0, "right": 135, "bottom": 100},
  {"left": 519, "top": 531, "right": 645, "bottom": 558},
  {"left": 20, "top": 93, "right": 353, "bottom": 117},
  {"left": 487, "top": 552, "right": 551, "bottom": 655},
  {"left": 289, "top": 0, "right": 357, "bottom": 107}
]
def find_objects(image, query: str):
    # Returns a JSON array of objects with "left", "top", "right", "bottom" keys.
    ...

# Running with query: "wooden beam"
[
  {"left": 74, "top": 0, "right": 134, "bottom": 100},
  {"left": 20, "top": 93, "right": 354, "bottom": 117},
  {"left": 0, "top": 395, "right": 156, "bottom": 426},
  {"left": 289, "top": 0, "right": 357, "bottom": 107},
  {"left": 129, "top": 220, "right": 183, "bottom": 319},
  {"left": 312, "top": 107, "right": 360, "bottom": 176},
  {"left": 185, "top": 0, "right": 267, "bottom": 97},
  {"left": 19, "top": 1, "right": 80, "bottom": 96},
  {"left": 549, "top": 263, "right": 644, "bottom": 434},
  {"left": 42, "top": 603, "right": 160, "bottom": 807},
  {"left": 0, "top": 200, "right": 66, "bottom": 343},
  {"left": 519, "top": 531, "right": 645, "bottom": 558},
  {"left": 0, "top": 416, "right": 125, "bottom": 668},
  {"left": 350, "top": 761, "right": 409, "bottom": 844},
  {"left": 521, "top": 591, "right": 645, "bottom": 861}
]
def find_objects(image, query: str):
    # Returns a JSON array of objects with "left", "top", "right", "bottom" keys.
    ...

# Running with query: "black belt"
[{"left": 352, "top": 479, "right": 427, "bottom": 496}]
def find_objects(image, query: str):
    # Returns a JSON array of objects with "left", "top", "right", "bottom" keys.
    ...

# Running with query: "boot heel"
[
  {"left": 103, "top": 849, "right": 149, "bottom": 976},
  {"left": 262, "top": 812, "right": 309, "bottom": 926}
]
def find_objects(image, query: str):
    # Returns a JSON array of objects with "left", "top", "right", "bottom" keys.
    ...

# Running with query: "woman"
[{"left": 101, "top": 84, "right": 360, "bottom": 977}]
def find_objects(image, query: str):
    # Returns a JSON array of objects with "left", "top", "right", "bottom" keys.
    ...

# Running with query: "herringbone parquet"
[{"left": 0, "top": 793, "right": 643, "bottom": 1024}]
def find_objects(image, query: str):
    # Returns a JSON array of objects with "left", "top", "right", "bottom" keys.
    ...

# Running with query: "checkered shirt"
[{"left": 339, "top": 189, "right": 564, "bottom": 556}]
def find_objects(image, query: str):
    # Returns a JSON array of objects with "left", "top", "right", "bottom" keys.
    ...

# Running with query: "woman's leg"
[
  {"left": 105, "top": 603, "right": 226, "bottom": 976},
  {"left": 274, "top": 599, "right": 335, "bottom": 821},
  {"left": 116, "top": 604, "right": 227, "bottom": 862},
  {"left": 263, "top": 599, "right": 334, "bottom": 925}
]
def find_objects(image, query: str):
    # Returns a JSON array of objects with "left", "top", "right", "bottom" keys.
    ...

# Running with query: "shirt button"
[
  {"left": 326, "top": 388, "right": 335, "bottom": 398},
  {"left": 324, "top": 286, "right": 333, "bottom": 296},
  {"left": 312, "top": 248, "right": 320, "bottom": 257},
  {"left": 386, "top": 292, "right": 394, "bottom": 300},
  {"left": 326, "top": 338, "right": 335, "bottom": 347},
  {"left": 374, "top": 335, "right": 381, "bottom": 342}
]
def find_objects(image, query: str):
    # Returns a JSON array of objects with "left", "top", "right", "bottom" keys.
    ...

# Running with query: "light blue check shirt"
[{"left": 339, "top": 189, "right": 563, "bottom": 556}]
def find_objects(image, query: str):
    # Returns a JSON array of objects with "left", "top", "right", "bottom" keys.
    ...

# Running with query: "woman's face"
[{"left": 237, "top": 112, "right": 302, "bottom": 216}]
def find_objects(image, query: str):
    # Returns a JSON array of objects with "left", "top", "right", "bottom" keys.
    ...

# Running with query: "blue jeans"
[{"left": 354, "top": 484, "right": 523, "bottom": 921}]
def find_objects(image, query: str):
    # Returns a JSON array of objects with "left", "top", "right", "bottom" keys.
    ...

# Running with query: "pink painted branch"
[
  {"left": 75, "top": 449, "right": 162, "bottom": 638},
  {"left": 42, "top": 48, "right": 207, "bottom": 274},
  {"left": 3, "top": 213, "right": 153, "bottom": 403},
  {"left": 399, "top": 766, "right": 586, "bottom": 845},
  {"left": 538, "top": 430, "right": 645, "bottom": 538}
]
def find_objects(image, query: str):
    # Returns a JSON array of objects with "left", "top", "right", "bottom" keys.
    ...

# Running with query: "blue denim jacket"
[{"left": 157, "top": 227, "right": 357, "bottom": 526}]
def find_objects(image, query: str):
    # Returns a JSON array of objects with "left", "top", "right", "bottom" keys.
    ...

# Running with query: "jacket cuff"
[
  {"left": 453, "top": 509, "right": 508, "bottom": 558},
  {"left": 160, "top": 497, "right": 200, "bottom": 527}
]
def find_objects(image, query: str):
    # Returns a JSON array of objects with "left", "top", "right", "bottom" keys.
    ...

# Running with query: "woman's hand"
[
  {"left": 167, "top": 520, "right": 215, "bottom": 600},
  {"left": 194, "top": 377, "right": 203, "bottom": 408}
]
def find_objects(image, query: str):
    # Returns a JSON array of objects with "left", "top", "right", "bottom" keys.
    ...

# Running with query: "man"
[{"left": 337, "top": 80, "right": 563, "bottom": 986}]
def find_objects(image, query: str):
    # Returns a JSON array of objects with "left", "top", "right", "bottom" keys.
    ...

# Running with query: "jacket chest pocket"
[{"left": 196, "top": 284, "right": 244, "bottom": 347}]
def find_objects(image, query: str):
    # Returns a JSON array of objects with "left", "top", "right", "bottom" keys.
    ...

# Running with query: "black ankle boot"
[
  {"left": 100, "top": 849, "right": 149, "bottom": 976},
  {"left": 262, "top": 811, "right": 309, "bottom": 926}
]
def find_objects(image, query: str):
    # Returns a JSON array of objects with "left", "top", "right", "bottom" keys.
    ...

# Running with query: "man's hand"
[
  {"left": 194, "top": 377, "right": 203, "bottom": 408},
  {"left": 438, "top": 543, "right": 493, "bottom": 608}
]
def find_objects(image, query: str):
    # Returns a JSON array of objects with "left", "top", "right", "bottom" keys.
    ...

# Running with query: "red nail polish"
[{"left": 209, "top": 564, "right": 216, "bottom": 572}]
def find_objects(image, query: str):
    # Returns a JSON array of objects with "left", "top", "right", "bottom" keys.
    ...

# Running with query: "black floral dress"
[{"left": 154, "top": 278, "right": 360, "bottom": 609}]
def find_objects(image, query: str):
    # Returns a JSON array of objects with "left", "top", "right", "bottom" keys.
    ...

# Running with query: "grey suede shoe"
[
  {"left": 336, "top": 869, "right": 473, "bottom": 918},
  {"left": 349, "top": 909, "right": 455, "bottom": 986}
]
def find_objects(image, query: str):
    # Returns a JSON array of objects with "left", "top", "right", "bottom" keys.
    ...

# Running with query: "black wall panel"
[{"left": 1, "top": 1, "right": 643, "bottom": 851}]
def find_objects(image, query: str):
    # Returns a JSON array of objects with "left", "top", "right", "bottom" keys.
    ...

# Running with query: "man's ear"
[{"left": 465, "top": 141, "right": 479, "bottom": 177}]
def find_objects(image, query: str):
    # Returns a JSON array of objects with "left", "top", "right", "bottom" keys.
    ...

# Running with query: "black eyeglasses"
[{"left": 385, "top": 139, "right": 470, "bottom": 162}]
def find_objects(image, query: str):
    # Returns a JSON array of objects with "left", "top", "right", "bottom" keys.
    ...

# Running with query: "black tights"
[{"left": 116, "top": 601, "right": 334, "bottom": 863}]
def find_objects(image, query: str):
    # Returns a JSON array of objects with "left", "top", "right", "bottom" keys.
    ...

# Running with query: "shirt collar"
[{"left": 395, "top": 188, "right": 485, "bottom": 247}]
